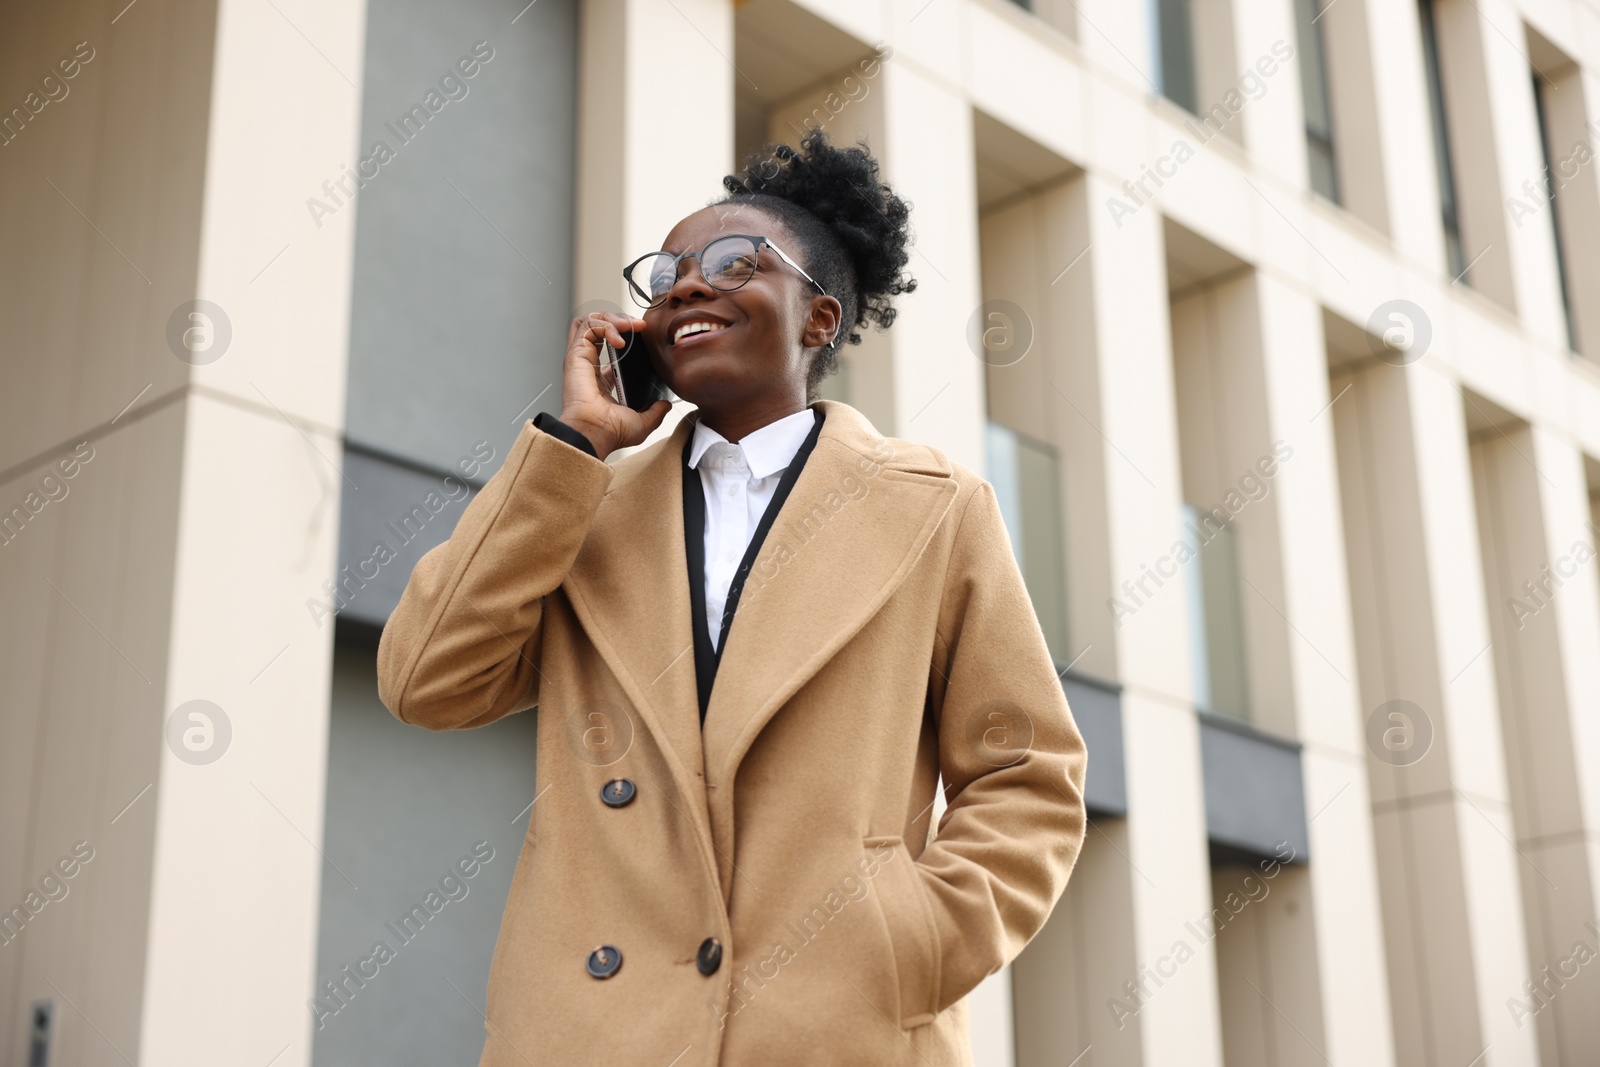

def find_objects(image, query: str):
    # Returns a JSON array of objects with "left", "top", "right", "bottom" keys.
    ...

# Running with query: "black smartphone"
[{"left": 599, "top": 329, "right": 672, "bottom": 413}]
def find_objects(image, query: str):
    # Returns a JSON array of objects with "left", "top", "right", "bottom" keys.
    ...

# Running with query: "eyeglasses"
[{"left": 622, "top": 233, "right": 828, "bottom": 309}]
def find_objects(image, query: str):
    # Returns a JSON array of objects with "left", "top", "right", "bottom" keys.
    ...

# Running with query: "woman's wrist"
[{"left": 558, "top": 413, "right": 613, "bottom": 461}]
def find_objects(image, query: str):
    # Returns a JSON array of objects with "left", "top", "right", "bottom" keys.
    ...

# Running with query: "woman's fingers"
[{"left": 555, "top": 311, "right": 662, "bottom": 457}]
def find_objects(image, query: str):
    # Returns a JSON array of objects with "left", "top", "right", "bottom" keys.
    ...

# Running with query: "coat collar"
[{"left": 561, "top": 399, "right": 959, "bottom": 897}]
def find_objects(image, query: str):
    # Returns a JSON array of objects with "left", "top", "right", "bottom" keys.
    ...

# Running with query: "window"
[
  {"left": 1417, "top": 0, "right": 1468, "bottom": 280},
  {"left": 1293, "top": 0, "right": 1339, "bottom": 202},
  {"left": 1182, "top": 504, "right": 1251, "bottom": 721},
  {"left": 986, "top": 422, "right": 1070, "bottom": 662},
  {"left": 1151, "top": 0, "right": 1198, "bottom": 113},
  {"left": 1532, "top": 73, "right": 1578, "bottom": 351}
]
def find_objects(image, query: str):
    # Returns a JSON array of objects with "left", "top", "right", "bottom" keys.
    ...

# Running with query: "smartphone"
[{"left": 598, "top": 329, "right": 672, "bottom": 412}]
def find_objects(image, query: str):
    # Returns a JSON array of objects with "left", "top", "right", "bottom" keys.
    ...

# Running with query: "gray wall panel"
[
  {"left": 313, "top": 639, "right": 537, "bottom": 1067},
  {"left": 344, "top": 0, "right": 579, "bottom": 472},
  {"left": 315, "top": 4, "right": 577, "bottom": 1062},
  {"left": 332, "top": 448, "right": 486, "bottom": 631}
]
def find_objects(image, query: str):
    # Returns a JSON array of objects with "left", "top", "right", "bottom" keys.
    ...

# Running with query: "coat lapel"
[
  {"left": 700, "top": 401, "right": 958, "bottom": 893},
  {"left": 562, "top": 415, "right": 709, "bottom": 833},
  {"left": 563, "top": 400, "right": 960, "bottom": 901}
]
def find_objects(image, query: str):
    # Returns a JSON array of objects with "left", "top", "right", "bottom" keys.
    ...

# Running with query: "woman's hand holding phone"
[{"left": 559, "top": 311, "right": 671, "bottom": 461}]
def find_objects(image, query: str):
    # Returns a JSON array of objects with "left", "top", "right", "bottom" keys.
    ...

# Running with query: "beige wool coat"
[{"left": 376, "top": 398, "right": 1088, "bottom": 1066}]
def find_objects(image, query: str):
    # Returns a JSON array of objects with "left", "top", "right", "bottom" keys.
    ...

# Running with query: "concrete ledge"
[
  {"left": 1198, "top": 712, "right": 1309, "bottom": 863},
  {"left": 1059, "top": 668, "right": 1127, "bottom": 817}
]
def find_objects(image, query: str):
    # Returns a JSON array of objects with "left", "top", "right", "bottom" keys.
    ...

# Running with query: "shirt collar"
[{"left": 688, "top": 406, "right": 817, "bottom": 480}]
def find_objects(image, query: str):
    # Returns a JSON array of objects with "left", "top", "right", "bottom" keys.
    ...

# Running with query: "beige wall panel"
[
  {"left": 1079, "top": 175, "right": 1192, "bottom": 700},
  {"left": 1248, "top": 274, "right": 1395, "bottom": 1066},
  {"left": 1228, "top": 0, "right": 1304, "bottom": 187},
  {"left": 1121, "top": 692, "right": 1224, "bottom": 1067},
  {"left": 187, "top": 0, "right": 367, "bottom": 432},
  {"left": 1369, "top": 799, "right": 1483, "bottom": 1066},
  {"left": 1359, "top": 0, "right": 1447, "bottom": 270},
  {"left": 1169, "top": 276, "right": 1296, "bottom": 731},
  {"left": 1210, "top": 863, "right": 1324, "bottom": 1067},
  {"left": 1316, "top": 0, "right": 1389, "bottom": 235},
  {"left": 1537, "top": 59, "right": 1600, "bottom": 360},
  {"left": 0, "top": 401, "right": 185, "bottom": 1066},
  {"left": 139, "top": 393, "right": 344, "bottom": 1065},
  {"left": 1086, "top": 76, "right": 1166, "bottom": 213},
  {"left": 0, "top": 2, "right": 212, "bottom": 471},
  {"left": 965, "top": 3, "right": 1086, "bottom": 165},
  {"left": 1473, "top": 424, "right": 1600, "bottom": 1063},
  {"left": 1035, "top": 177, "right": 1120, "bottom": 683},
  {"left": 1301, "top": 747, "right": 1395, "bottom": 1067},
  {"left": 1334, "top": 361, "right": 1539, "bottom": 1066},
  {"left": 1070, "top": 0, "right": 1154, "bottom": 96},
  {"left": 1155, "top": 137, "right": 1255, "bottom": 256},
  {"left": 1530, "top": 431, "right": 1600, "bottom": 834},
  {"left": 1013, "top": 822, "right": 1143, "bottom": 1067}
]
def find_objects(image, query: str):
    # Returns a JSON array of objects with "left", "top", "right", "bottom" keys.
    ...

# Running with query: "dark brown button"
[
  {"left": 587, "top": 944, "right": 623, "bottom": 979},
  {"left": 697, "top": 937, "right": 722, "bottom": 976},
  {"left": 601, "top": 778, "right": 636, "bottom": 808}
]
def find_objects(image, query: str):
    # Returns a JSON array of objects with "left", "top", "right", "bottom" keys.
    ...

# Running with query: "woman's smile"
[{"left": 668, "top": 314, "right": 735, "bottom": 353}]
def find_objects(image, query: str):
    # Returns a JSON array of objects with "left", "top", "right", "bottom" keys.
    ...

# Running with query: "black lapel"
[
  {"left": 682, "top": 406, "right": 826, "bottom": 725},
  {"left": 683, "top": 426, "right": 717, "bottom": 723}
]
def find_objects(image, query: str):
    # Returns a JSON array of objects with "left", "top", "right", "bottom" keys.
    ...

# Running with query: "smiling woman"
[{"left": 375, "top": 126, "right": 1088, "bottom": 1067}]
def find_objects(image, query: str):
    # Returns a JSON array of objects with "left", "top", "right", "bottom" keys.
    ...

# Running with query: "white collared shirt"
[{"left": 687, "top": 407, "right": 817, "bottom": 652}]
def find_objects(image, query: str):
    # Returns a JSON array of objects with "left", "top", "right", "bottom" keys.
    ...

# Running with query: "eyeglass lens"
[{"left": 631, "top": 235, "right": 761, "bottom": 306}]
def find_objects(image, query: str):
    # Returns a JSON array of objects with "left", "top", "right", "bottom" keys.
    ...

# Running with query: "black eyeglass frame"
[{"left": 621, "top": 233, "right": 829, "bottom": 310}]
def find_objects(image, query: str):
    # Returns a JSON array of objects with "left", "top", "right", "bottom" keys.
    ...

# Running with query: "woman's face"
[{"left": 640, "top": 203, "right": 839, "bottom": 417}]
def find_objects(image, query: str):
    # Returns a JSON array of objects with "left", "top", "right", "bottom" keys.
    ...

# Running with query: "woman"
[{"left": 376, "top": 128, "right": 1087, "bottom": 1066}]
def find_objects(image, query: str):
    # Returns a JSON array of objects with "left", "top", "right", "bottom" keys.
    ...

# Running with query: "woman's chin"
[{"left": 664, "top": 358, "right": 743, "bottom": 405}]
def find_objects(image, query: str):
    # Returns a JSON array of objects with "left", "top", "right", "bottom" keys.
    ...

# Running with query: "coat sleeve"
[
  {"left": 376, "top": 417, "right": 614, "bottom": 730},
  {"left": 912, "top": 477, "right": 1088, "bottom": 1017}
]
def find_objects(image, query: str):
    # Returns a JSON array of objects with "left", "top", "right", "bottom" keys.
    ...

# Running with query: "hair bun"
[{"left": 720, "top": 127, "right": 916, "bottom": 394}]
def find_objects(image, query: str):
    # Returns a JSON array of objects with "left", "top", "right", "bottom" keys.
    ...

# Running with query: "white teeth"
[{"left": 674, "top": 321, "right": 727, "bottom": 344}]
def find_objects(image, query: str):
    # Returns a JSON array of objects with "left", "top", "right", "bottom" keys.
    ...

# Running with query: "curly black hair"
[{"left": 716, "top": 127, "right": 917, "bottom": 401}]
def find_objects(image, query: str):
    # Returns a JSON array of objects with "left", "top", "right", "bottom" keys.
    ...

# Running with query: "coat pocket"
[{"left": 862, "top": 835, "right": 941, "bottom": 1029}]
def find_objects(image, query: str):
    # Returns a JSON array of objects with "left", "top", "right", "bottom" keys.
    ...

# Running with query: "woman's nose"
[{"left": 666, "top": 256, "right": 714, "bottom": 304}]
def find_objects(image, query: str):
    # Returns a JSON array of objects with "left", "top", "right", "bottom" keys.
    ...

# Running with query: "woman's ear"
[{"left": 803, "top": 294, "right": 843, "bottom": 349}]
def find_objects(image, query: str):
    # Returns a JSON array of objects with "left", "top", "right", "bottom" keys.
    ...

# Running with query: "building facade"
[{"left": 3, "top": 0, "right": 1599, "bottom": 1064}]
